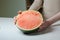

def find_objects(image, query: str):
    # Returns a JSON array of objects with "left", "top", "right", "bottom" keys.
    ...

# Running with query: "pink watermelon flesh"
[{"left": 16, "top": 10, "right": 43, "bottom": 30}]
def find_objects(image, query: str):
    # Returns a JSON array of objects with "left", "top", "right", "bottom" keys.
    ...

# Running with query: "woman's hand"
[
  {"left": 38, "top": 12, "right": 60, "bottom": 32},
  {"left": 38, "top": 21, "right": 51, "bottom": 32},
  {"left": 14, "top": 11, "right": 22, "bottom": 24}
]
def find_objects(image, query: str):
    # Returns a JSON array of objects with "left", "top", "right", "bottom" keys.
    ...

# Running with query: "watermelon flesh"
[{"left": 15, "top": 10, "right": 43, "bottom": 33}]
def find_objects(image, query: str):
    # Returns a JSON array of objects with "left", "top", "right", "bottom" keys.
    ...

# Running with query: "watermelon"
[{"left": 14, "top": 10, "right": 43, "bottom": 34}]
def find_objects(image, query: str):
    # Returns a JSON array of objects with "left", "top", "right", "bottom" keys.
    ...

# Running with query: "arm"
[
  {"left": 38, "top": 12, "right": 60, "bottom": 32},
  {"left": 29, "top": 0, "right": 42, "bottom": 10},
  {"left": 47, "top": 12, "right": 60, "bottom": 24}
]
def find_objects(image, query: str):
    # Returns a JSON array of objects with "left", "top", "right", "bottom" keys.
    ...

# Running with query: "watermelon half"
[{"left": 14, "top": 10, "right": 43, "bottom": 34}]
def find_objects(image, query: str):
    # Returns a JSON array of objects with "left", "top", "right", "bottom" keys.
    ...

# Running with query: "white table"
[{"left": 0, "top": 17, "right": 60, "bottom": 40}]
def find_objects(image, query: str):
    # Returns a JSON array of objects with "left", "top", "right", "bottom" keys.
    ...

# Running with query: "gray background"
[{"left": 0, "top": 0, "right": 26, "bottom": 17}]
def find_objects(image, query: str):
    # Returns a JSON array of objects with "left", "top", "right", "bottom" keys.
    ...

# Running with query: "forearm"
[
  {"left": 29, "top": 0, "right": 42, "bottom": 10},
  {"left": 47, "top": 12, "right": 60, "bottom": 25},
  {"left": 38, "top": 12, "right": 60, "bottom": 32}
]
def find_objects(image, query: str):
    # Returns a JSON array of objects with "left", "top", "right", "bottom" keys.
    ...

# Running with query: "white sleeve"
[{"left": 29, "top": 0, "right": 42, "bottom": 10}]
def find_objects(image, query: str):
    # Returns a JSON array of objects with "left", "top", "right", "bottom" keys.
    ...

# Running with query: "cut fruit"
[{"left": 15, "top": 10, "right": 43, "bottom": 34}]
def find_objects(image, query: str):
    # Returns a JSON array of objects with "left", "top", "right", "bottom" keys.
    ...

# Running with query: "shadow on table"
[{"left": 24, "top": 24, "right": 60, "bottom": 36}]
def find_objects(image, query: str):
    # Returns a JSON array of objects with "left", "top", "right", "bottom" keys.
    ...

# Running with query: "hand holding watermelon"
[{"left": 38, "top": 12, "right": 60, "bottom": 32}]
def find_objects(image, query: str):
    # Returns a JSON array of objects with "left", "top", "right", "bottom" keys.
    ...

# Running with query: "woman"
[
  {"left": 14, "top": 0, "right": 60, "bottom": 32},
  {"left": 28, "top": 0, "right": 60, "bottom": 31}
]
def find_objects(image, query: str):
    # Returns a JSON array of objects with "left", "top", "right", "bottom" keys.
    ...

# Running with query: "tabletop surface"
[{"left": 0, "top": 17, "right": 60, "bottom": 40}]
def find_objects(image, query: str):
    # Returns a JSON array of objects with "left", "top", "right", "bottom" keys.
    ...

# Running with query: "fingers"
[
  {"left": 38, "top": 21, "right": 51, "bottom": 32},
  {"left": 14, "top": 16, "right": 17, "bottom": 24},
  {"left": 17, "top": 11, "right": 22, "bottom": 14},
  {"left": 14, "top": 10, "right": 22, "bottom": 25}
]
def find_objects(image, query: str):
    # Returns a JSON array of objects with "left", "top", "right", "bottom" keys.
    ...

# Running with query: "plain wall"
[{"left": 0, "top": 0, "right": 26, "bottom": 17}]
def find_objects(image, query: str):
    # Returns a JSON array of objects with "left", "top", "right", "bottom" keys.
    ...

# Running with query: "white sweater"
[
  {"left": 43, "top": 0, "right": 60, "bottom": 19},
  {"left": 29, "top": 0, "right": 60, "bottom": 19}
]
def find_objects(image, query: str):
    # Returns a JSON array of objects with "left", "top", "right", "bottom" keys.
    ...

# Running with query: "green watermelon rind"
[
  {"left": 16, "top": 23, "right": 42, "bottom": 34},
  {"left": 18, "top": 26, "right": 39, "bottom": 34},
  {"left": 16, "top": 24, "right": 39, "bottom": 34}
]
